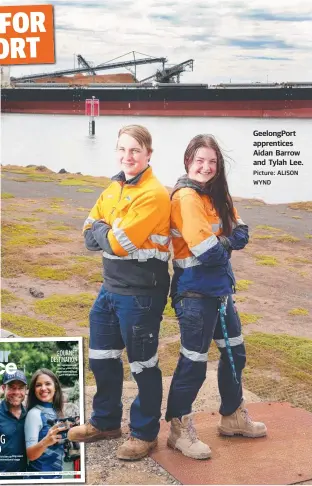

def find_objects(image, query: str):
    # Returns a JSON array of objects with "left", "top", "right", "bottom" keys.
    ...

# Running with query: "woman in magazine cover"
[
  {"left": 69, "top": 125, "right": 171, "bottom": 461},
  {"left": 24, "top": 368, "right": 66, "bottom": 479},
  {"left": 165, "top": 134, "right": 267, "bottom": 459}
]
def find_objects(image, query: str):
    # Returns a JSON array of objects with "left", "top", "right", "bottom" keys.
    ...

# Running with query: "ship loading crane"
[
  {"left": 76, "top": 54, "right": 97, "bottom": 76},
  {"left": 11, "top": 53, "right": 167, "bottom": 82},
  {"left": 140, "top": 59, "right": 194, "bottom": 84}
]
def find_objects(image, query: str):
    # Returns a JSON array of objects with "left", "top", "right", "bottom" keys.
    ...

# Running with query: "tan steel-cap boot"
[
  {"left": 167, "top": 414, "right": 212, "bottom": 460},
  {"left": 68, "top": 420, "right": 121, "bottom": 443},
  {"left": 117, "top": 436, "right": 158, "bottom": 461},
  {"left": 218, "top": 400, "right": 267, "bottom": 438}
]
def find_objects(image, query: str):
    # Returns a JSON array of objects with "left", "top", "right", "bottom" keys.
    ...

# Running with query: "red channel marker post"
[{"left": 85, "top": 96, "right": 99, "bottom": 136}]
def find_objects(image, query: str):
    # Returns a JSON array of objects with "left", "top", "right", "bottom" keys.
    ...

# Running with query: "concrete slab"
[{"left": 150, "top": 402, "right": 312, "bottom": 485}]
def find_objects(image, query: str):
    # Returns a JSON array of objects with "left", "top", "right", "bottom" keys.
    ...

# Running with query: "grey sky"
[{"left": 5, "top": 0, "right": 312, "bottom": 84}]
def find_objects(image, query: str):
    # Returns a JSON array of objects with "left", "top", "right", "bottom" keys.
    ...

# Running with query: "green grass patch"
[
  {"left": 1, "top": 221, "right": 73, "bottom": 248},
  {"left": 88, "top": 272, "right": 103, "bottom": 284},
  {"left": 8, "top": 234, "right": 72, "bottom": 247},
  {"left": 255, "top": 225, "right": 282, "bottom": 232},
  {"left": 235, "top": 295, "right": 247, "bottom": 303},
  {"left": 286, "top": 257, "right": 312, "bottom": 264},
  {"left": 1, "top": 313, "right": 66, "bottom": 337},
  {"left": 28, "top": 266, "right": 73, "bottom": 281},
  {"left": 305, "top": 234, "right": 312, "bottom": 239},
  {"left": 34, "top": 293, "right": 96, "bottom": 322},
  {"left": 33, "top": 209, "right": 66, "bottom": 215},
  {"left": 51, "top": 197, "right": 65, "bottom": 202},
  {"left": 159, "top": 319, "right": 179, "bottom": 339},
  {"left": 288, "top": 201, "right": 312, "bottom": 212},
  {"left": 255, "top": 254, "right": 278, "bottom": 266},
  {"left": 252, "top": 234, "right": 273, "bottom": 240},
  {"left": 49, "top": 224, "right": 72, "bottom": 231},
  {"left": 276, "top": 234, "right": 300, "bottom": 243},
  {"left": 77, "top": 321, "right": 89, "bottom": 328},
  {"left": 26, "top": 175, "right": 55, "bottom": 182},
  {"left": 77, "top": 188, "right": 95, "bottom": 193},
  {"left": 28, "top": 262, "right": 97, "bottom": 281},
  {"left": 71, "top": 255, "right": 101, "bottom": 264},
  {"left": 2, "top": 192, "right": 15, "bottom": 199},
  {"left": 23, "top": 217, "right": 40, "bottom": 222},
  {"left": 239, "top": 313, "right": 261, "bottom": 325},
  {"left": 236, "top": 280, "right": 253, "bottom": 291},
  {"left": 243, "top": 332, "right": 312, "bottom": 411},
  {"left": 291, "top": 215, "right": 302, "bottom": 220},
  {"left": 76, "top": 207, "right": 90, "bottom": 212},
  {"left": 163, "top": 298, "right": 175, "bottom": 317},
  {"left": 2, "top": 222, "right": 36, "bottom": 238},
  {"left": 59, "top": 179, "right": 88, "bottom": 187},
  {"left": 288, "top": 308, "right": 309, "bottom": 316},
  {"left": 1, "top": 252, "right": 30, "bottom": 278},
  {"left": 1, "top": 289, "right": 20, "bottom": 306}
]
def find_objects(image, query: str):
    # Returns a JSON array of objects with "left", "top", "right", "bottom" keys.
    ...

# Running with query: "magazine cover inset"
[{"left": 0, "top": 337, "right": 85, "bottom": 484}]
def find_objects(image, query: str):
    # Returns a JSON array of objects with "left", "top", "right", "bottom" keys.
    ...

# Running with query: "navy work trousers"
[
  {"left": 166, "top": 295, "right": 246, "bottom": 420},
  {"left": 88, "top": 285, "right": 167, "bottom": 441}
]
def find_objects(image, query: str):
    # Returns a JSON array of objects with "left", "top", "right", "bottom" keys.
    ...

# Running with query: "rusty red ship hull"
[{"left": 2, "top": 84, "right": 312, "bottom": 117}]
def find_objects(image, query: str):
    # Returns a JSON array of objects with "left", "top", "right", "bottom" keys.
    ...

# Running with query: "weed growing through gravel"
[
  {"left": 252, "top": 234, "right": 273, "bottom": 240},
  {"left": 239, "top": 313, "right": 261, "bottom": 325},
  {"left": 276, "top": 234, "right": 300, "bottom": 243},
  {"left": 1, "top": 313, "right": 66, "bottom": 337},
  {"left": 34, "top": 293, "right": 96, "bottom": 321},
  {"left": 255, "top": 255, "right": 278, "bottom": 266},
  {"left": 236, "top": 280, "right": 253, "bottom": 291},
  {"left": 255, "top": 225, "right": 282, "bottom": 232},
  {"left": 288, "top": 201, "right": 312, "bottom": 212},
  {"left": 288, "top": 308, "right": 309, "bottom": 316},
  {"left": 1, "top": 289, "right": 21, "bottom": 306}
]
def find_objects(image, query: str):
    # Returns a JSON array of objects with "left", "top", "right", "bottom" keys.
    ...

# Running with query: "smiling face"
[
  {"left": 117, "top": 133, "right": 151, "bottom": 180},
  {"left": 187, "top": 146, "right": 218, "bottom": 184},
  {"left": 3, "top": 381, "right": 26, "bottom": 408},
  {"left": 34, "top": 374, "right": 56, "bottom": 403}
]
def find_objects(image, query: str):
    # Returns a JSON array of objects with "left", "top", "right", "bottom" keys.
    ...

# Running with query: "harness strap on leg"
[{"left": 219, "top": 296, "right": 239, "bottom": 385}]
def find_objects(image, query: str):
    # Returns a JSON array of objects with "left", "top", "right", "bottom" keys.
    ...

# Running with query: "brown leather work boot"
[
  {"left": 68, "top": 420, "right": 121, "bottom": 443},
  {"left": 116, "top": 436, "right": 158, "bottom": 460},
  {"left": 167, "top": 414, "right": 211, "bottom": 459},
  {"left": 218, "top": 400, "right": 267, "bottom": 438}
]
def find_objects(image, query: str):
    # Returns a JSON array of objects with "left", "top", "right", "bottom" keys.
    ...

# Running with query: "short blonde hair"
[{"left": 118, "top": 125, "right": 153, "bottom": 153}]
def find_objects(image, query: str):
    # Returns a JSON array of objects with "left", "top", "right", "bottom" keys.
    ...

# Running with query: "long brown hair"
[
  {"left": 184, "top": 134, "right": 236, "bottom": 235},
  {"left": 26, "top": 368, "right": 64, "bottom": 415}
]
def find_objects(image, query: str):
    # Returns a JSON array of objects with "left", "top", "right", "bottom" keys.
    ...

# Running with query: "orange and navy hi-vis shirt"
[
  {"left": 170, "top": 176, "right": 249, "bottom": 298},
  {"left": 83, "top": 166, "right": 171, "bottom": 296}
]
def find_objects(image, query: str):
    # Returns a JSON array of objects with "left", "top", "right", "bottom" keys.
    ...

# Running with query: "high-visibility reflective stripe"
[
  {"left": 130, "top": 353, "right": 158, "bottom": 374},
  {"left": 190, "top": 234, "right": 218, "bottom": 257},
  {"left": 83, "top": 217, "right": 96, "bottom": 230},
  {"left": 214, "top": 335, "right": 244, "bottom": 348},
  {"left": 180, "top": 346, "right": 208, "bottom": 362},
  {"left": 211, "top": 223, "right": 220, "bottom": 232},
  {"left": 89, "top": 349, "right": 123, "bottom": 359},
  {"left": 233, "top": 219, "right": 246, "bottom": 228},
  {"left": 171, "top": 229, "right": 182, "bottom": 238},
  {"left": 149, "top": 234, "right": 170, "bottom": 245},
  {"left": 103, "top": 248, "right": 170, "bottom": 262},
  {"left": 113, "top": 227, "right": 137, "bottom": 253},
  {"left": 173, "top": 255, "right": 201, "bottom": 268}
]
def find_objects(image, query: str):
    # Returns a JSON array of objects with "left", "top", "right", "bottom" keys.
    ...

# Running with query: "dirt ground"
[{"left": 1, "top": 167, "right": 312, "bottom": 485}]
